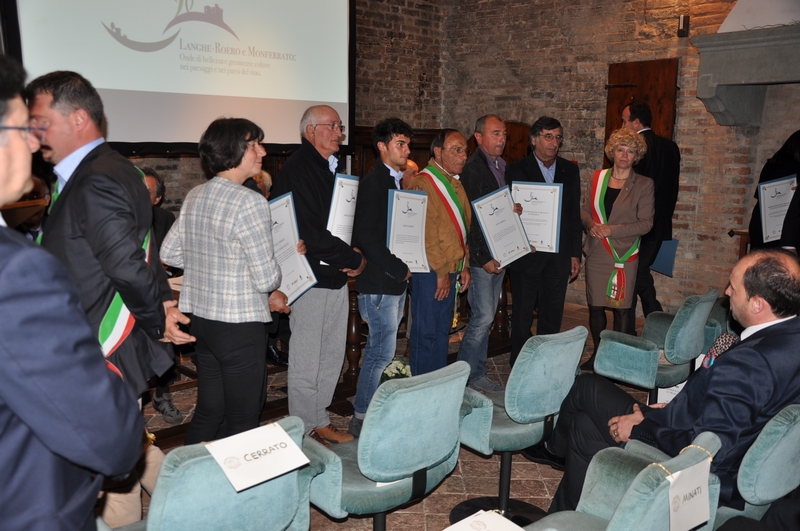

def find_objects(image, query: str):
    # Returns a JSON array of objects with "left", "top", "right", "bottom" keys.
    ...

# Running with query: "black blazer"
[
  {"left": 352, "top": 162, "right": 409, "bottom": 295},
  {"left": 505, "top": 153, "right": 582, "bottom": 259},
  {"left": 0, "top": 228, "right": 143, "bottom": 530},
  {"left": 41, "top": 142, "right": 173, "bottom": 394},
  {"left": 748, "top": 158, "right": 800, "bottom": 249},
  {"left": 461, "top": 149, "right": 503, "bottom": 268},
  {"left": 633, "top": 129, "right": 681, "bottom": 243}
]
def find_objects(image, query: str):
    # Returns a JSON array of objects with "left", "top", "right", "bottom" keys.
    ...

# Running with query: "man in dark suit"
[
  {"left": 526, "top": 249, "right": 800, "bottom": 513},
  {"left": 0, "top": 54, "right": 142, "bottom": 531},
  {"left": 505, "top": 116, "right": 582, "bottom": 366},
  {"left": 27, "top": 71, "right": 194, "bottom": 526},
  {"left": 622, "top": 101, "right": 681, "bottom": 333},
  {"left": 348, "top": 117, "right": 413, "bottom": 437}
]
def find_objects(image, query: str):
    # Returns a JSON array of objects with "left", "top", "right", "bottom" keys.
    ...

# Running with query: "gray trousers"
[{"left": 288, "top": 286, "right": 348, "bottom": 434}]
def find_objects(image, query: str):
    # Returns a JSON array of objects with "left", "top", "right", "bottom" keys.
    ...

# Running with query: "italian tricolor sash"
[
  {"left": 590, "top": 169, "right": 639, "bottom": 307},
  {"left": 420, "top": 165, "right": 468, "bottom": 269}
]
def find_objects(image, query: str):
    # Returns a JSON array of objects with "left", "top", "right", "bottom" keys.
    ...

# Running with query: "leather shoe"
[
  {"left": 521, "top": 442, "right": 565, "bottom": 470},
  {"left": 311, "top": 424, "right": 354, "bottom": 445},
  {"left": 266, "top": 345, "right": 288, "bottom": 367}
]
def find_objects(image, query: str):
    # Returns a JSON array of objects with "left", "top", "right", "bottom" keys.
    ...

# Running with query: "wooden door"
[
  {"left": 466, "top": 120, "right": 531, "bottom": 165},
  {"left": 604, "top": 58, "right": 680, "bottom": 164}
]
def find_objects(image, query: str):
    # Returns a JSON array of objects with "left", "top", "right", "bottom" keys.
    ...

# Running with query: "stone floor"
[{"left": 141, "top": 302, "right": 647, "bottom": 530}]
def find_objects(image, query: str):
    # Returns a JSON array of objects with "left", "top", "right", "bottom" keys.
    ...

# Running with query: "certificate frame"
[
  {"left": 387, "top": 189, "right": 430, "bottom": 273},
  {"left": 326, "top": 173, "right": 360, "bottom": 245},
  {"left": 511, "top": 181, "right": 563, "bottom": 253},
  {"left": 758, "top": 174, "right": 797, "bottom": 243},
  {"left": 268, "top": 192, "right": 317, "bottom": 305},
  {"left": 471, "top": 187, "right": 531, "bottom": 268}
]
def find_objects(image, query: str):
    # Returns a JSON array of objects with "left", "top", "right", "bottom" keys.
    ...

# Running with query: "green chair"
[
  {"left": 524, "top": 432, "right": 722, "bottom": 531},
  {"left": 594, "top": 289, "right": 719, "bottom": 403},
  {"left": 112, "top": 416, "right": 316, "bottom": 531},
  {"left": 451, "top": 326, "right": 589, "bottom": 526},
  {"left": 302, "top": 361, "right": 474, "bottom": 531},
  {"left": 714, "top": 404, "right": 800, "bottom": 529}
]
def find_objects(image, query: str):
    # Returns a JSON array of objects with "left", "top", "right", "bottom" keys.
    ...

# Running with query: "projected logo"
[{"left": 103, "top": 2, "right": 238, "bottom": 52}]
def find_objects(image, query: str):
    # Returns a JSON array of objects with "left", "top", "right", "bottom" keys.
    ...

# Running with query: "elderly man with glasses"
[
  {"left": 271, "top": 105, "right": 366, "bottom": 446},
  {"left": 505, "top": 116, "right": 583, "bottom": 369},
  {"left": 407, "top": 128, "right": 472, "bottom": 376}
]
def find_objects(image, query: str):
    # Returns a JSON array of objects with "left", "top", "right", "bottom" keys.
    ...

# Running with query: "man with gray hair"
[{"left": 272, "top": 105, "right": 366, "bottom": 445}]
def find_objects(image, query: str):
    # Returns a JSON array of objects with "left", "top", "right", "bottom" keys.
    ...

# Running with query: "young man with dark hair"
[{"left": 348, "top": 117, "right": 414, "bottom": 436}]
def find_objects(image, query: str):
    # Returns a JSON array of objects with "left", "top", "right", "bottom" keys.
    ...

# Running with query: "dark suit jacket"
[
  {"left": 631, "top": 316, "right": 800, "bottom": 507},
  {"left": 352, "top": 162, "right": 409, "bottom": 295},
  {"left": 505, "top": 153, "right": 583, "bottom": 260},
  {"left": 0, "top": 227, "right": 142, "bottom": 531},
  {"left": 152, "top": 205, "right": 176, "bottom": 251},
  {"left": 461, "top": 149, "right": 503, "bottom": 268},
  {"left": 41, "top": 142, "right": 173, "bottom": 395},
  {"left": 748, "top": 158, "right": 800, "bottom": 249},
  {"left": 633, "top": 129, "right": 681, "bottom": 243}
]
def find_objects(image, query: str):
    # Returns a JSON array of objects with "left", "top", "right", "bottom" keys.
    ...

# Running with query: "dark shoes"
[
  {"left": 580, "top": 355, "right": 596, "bottom": 371},
  {"left": 153, "top": 392, "right": 183, "bottom": 425},
  {"left": 521, "top": 442, "right": 566, "bottom": 471},
  {"left": 347, "top": 416, "right": 363, "bottom": 438},
  {"left": 267, "top": 345, "right": 288, "bottom": 367}
]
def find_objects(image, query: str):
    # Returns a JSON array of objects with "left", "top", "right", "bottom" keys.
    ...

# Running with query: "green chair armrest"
[
  {"left": 594, "top": 330, "right": 659, "bottom": 389},
  {"left": 303, "top": 436, "right": 348, "bottom": 519},
  {"left": 459, "top": 387, "right": 494, "bottom": 455}
]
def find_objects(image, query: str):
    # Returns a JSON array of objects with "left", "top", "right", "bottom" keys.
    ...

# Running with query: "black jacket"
[
  {"left": 633, "top": 129, "right": 681, "bottom": 243},
  {"left": 352, "top": 162, "right": 409, "bottom": 294},
  {"left": 461, "top": 149, "right": 503, "bottom": 268},
  {"left": 272, "top": 138, "right": 362, "bottom": 290},
  {"left": 505, "top": 153, "right": 582, "bottom": 260}
]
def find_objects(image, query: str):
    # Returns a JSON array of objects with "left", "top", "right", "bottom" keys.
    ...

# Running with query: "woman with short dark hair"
[
  {"left": 581, "top": 128, "right": 654, "bottom": 370},
  {"left": 161, "top": 117, "right": 281, "bottom": 443}
]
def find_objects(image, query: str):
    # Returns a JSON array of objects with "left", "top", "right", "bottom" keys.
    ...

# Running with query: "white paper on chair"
[
  {"left": 667, "top": 459, "right": 711, "bottom": 531},
  {"left": 443, "top": 510, "right": 526, "bottom": 530},
  {"left": 653, "top": 354, "right": 705, "bottom": 405},
  {"left": 205, "top": 422, "right": 309, "bottom": 492}
]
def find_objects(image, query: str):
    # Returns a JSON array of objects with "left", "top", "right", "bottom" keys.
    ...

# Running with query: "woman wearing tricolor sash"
[{"left": 580, "top": 128, "right": 654, "bottom": 370}]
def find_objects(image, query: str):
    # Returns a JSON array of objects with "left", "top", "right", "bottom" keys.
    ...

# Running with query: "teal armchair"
[
  {"left": 452, "top": 326, "right": 589, "bottom": 526},
  {"left": 714, "top": 404, "right": 800, "bottom": 529},
  {"left": 594, "top": 289, "right": 719, "bottom": 403},
  {"left": 524, "top": 432, "right": 723, "bottom": 531},
  {"left": 302, "top": 361, "right": 471, "bottom": 531},
  {"left": 111, "top": 416, "right": 316, "bottom": 531}
]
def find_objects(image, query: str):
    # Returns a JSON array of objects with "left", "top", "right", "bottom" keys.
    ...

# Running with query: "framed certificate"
[
  {"left": 387, "top": 189, "right": 430, "bottom": 273},
  {"left": 511, "top": 182, "right": 562, "bottom": 253},
  {"left": 471, "top": 187, "right": 531, "bottom": 268},
  {"left": 326, "top": 173, "right": 359, "bottom": 245},
  {"left": 269, "top": 192, "right": 317, "bottom": 305},
  {"left": 758, "top": 174, "right": 797, "bottom": 243}
]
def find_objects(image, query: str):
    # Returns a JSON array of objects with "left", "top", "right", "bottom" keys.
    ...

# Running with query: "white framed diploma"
[
  {"left": 511, "top": 181, "right": 563, "bottom": 253},
  {"left": 759, "top": 174, "right": 797, "bottom": 243},
  {"left": 471, "top": 187, "right": 531, "bottom": 268},
  {"left": 387, "top": 189, "right": 430, "bottom": 273},
  {"left": 268, "top": 192, "right": 317, "bottom": 305},
  {"left": 327, "top": 173, "right": 359, "bottom": 245}
]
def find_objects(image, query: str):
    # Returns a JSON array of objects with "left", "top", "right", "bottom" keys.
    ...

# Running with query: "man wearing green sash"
[{"left": 408, "top": 129, "right": 472, "bottom": 375}]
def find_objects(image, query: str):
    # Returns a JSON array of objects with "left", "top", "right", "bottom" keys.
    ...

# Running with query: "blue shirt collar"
[{"left": 53, "top": 137, "right": 105, "bottom": 193}]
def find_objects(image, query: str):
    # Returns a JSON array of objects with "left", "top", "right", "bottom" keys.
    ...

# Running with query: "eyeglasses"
[
  {"left": 0, "top": 125, "right": 47, "bottom": 140},
  {"left": 312, "top": 122, "right": 345, "bottom": 133},
  {"left": 538, "top": 133, "right": 564, "bottom": 143}
]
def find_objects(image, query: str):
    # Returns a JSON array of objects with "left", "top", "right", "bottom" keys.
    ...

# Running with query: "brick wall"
[{"left": 148, "top": 0, "right": 800, "bottom": 313}]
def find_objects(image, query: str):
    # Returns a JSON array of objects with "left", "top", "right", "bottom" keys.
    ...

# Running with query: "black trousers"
[
  {"left": 185, "top": 316, "right": 267, "bottom": 445},
  {"left": 548, "top": 374, "right": 644, "bottom": 512},
  {"left": 508, "top": 252, "right": 571, "bottom": 366},
  {"left": 626, "top": 239, "right": 664, "bottom": 334}
]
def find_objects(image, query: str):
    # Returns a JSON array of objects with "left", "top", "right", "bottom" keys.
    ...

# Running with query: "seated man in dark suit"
[
  {"left": 526, "top": 249, "right": 800, "bottom": 513},
  {"left": 0, "top": 54, "right": 143, "bottom": 531}
]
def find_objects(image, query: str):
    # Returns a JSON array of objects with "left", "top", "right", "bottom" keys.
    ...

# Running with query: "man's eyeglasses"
[
  {"left": 0, "top": 125, "right": 46, "bottom": 140},
  {"left": 312, "top": 122, "right": 345, "bottom": 133},
  {"left": 538, "top": 133, "right": 564, "bottom": 143}
]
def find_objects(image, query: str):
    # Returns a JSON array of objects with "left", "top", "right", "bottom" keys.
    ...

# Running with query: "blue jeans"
[
  {"left": 353, "top": 291, "right": 407, "bottom": 416},
  {"left": 457, "top": 266, "right": 505, "bottom": 381},
  {"left": 410, "top": 272, "right": 456, "bottom": 376}
]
